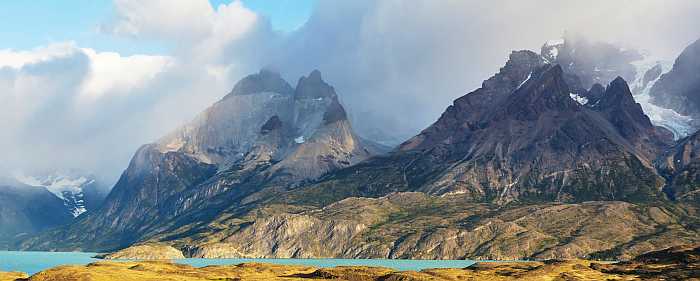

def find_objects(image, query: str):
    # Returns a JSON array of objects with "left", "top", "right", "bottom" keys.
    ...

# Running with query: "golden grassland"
[
  {"left": 0, "top": 258, "right": 694, "bottom": 281},
  {"left": 2, "top": 243, "right": 697, "bottom": 281}
]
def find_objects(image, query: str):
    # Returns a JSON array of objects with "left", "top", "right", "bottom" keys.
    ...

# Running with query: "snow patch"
[
  {"left": 13, "top": 172, "right": 94, "bottom": 217},
  {"left": 516, "top": 72, "right": 532, "bottom": 90},
  {"left": 569, "top": 93, "right": 588, "bottom": 105}
]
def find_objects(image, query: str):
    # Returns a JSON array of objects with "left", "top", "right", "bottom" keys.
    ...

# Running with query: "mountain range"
[
  {"left": 0, "top": 172, "right": 107, "bottom": 248},
  {"left": 11, "top": 37, "right": 700, "bottom": 260}
]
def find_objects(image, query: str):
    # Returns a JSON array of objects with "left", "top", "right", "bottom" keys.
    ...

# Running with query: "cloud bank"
[{"left": 3, "top": 0, "right": 700, "bottom": 184}]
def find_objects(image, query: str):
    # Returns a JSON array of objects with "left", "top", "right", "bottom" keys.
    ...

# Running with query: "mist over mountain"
[{"left": 2, "top": 1, "right": 700, "bottom": 185}]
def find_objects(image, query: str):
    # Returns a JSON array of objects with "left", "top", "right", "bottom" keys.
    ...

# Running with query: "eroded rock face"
[
  {"left": 159, "top": 193, "right": 699, "bottom": 261},
  {"left": 189, "top": 214, "right": 368, "bottom": 258}
]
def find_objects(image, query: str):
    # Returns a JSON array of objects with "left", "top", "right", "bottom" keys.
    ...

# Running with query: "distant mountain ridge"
[
  {"left": 13, "top": 172, "right": 106, "bottom": 217},
  {"left": 0, "top": 182, "right": 73, "bottom": 248}
]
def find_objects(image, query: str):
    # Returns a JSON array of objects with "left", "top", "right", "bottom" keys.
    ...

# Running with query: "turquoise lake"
[{"left": 0, "top": 251, "right": 477, "bottom": 275}]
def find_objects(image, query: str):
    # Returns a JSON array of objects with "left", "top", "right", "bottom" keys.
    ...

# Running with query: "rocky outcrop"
[{"left": 97, "top": 243, "right": 185, "bottom": 260}]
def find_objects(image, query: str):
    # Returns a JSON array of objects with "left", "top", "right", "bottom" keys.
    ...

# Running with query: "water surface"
[{"left": 0, "top": 251, "right": 477, "bottom": 275}]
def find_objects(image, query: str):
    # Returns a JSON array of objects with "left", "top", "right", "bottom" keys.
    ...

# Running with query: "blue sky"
[{"left": 0, "top": 0, "right": 314, "bottom": 55}]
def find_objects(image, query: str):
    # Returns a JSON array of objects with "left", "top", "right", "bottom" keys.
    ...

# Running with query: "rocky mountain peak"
[
  {"left": 399, "top": 50, "right": 547, "bottom": 152},
  {"left": 492, "top": 50, "right": 546, "bottom": 88},
  {"left": 225, "top": 69, "right": 293, "bottom": 98},
  {"left": 36, "top": 68, "right": 382, "bottom": 251},
  {"left": 598, "top": 77, "right": 638, "bottom": 107},
  {"left": 498, "top": 64, "right": 581, "bottom": 121},
  {"left": 392, "top": 52, "right": 670, "bottom": 203},
  {"left": 295, "top": 70, "right": 337, "bottom": 100}
]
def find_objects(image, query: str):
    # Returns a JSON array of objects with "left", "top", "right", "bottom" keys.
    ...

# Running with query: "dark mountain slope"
[
  {"left": 656, "top": 130, "right": 700, "bottom": 202},
  {"left": 0, "top": 183, "right": 73, "bottom": 248}
]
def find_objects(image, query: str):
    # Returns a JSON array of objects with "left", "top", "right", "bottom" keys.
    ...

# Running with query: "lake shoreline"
[{"left": 1, "top": 244, "right": 698, "bottom": 280}]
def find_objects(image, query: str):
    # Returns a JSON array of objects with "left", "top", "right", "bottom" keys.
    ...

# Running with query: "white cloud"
[
  {"left": 5, "top": 0, "right": 700, "bottom": 185},
  {"left": 0, "top": 43, "right": 208, "bottom": 183},
  {"left": 108, "top": 0, "right": 215, "bottom": 41},
  {"left": 79, "top": 48, "right": 173, "bottom": 100},
  {"left": 0, "top": 42, "right": 78, "bottom": 69},
  {"left": 107, "top": 0, "right": 259, "bottom": 59}
]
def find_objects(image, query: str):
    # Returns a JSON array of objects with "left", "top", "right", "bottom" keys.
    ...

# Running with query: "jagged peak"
[
  {"left": 598, "top": 76, "right": 636, "bottom": 107},
  {"left": 295, "top": 69, "right": 337, "bottom": 100},
  {"left": 505, "top": 50, "right": 546, "bottom": 68},
  {"left": 478, "top": 50, "right": 546, "bottom": 92},
  {"left": 610, "top": 76, "right": 629, "bottom": 87},
  {"left": 515, "top": 64, "right": 567, "bottom": 94},
  {"left": 308, "top": 69, "right": 322, "bottom": 81},
  {"left": 498, "top": 64, "right": 580, "bottom": 120},
  {"left": 224, "top": 69, "right": 294, "bottom": 98}
]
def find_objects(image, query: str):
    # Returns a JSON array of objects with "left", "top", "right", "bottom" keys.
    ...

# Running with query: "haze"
[{"left": 1, "top": 0, "right": 699, "bottom": 185}]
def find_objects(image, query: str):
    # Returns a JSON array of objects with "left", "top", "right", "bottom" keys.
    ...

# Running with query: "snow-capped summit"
[{"left": 14, "top": 172, "right": 105, "bottom": 217}]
